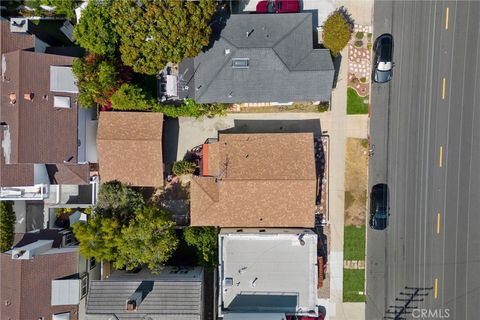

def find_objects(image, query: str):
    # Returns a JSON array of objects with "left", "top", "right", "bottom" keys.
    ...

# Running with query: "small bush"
[
  {"left": 0, "top": 201, "right": 16, "bottom": 252},
  {"left": 367, "top": 43, "right": 372, "bottom": 50},
  {"left": 367, "top": 32, "right": 372, "bottom": 39},
  {"left": 317, "top": 102, "right": 330, "bottom": 112},
  {"left": 359, "top": 77, "right": 367, "bottom": 83},
  {"left": 354, "top": 40, "right": 363, "bottom": 47},
  {"left": 355, "top": 32, "right": 364, "bottom": 39},
  {"left": 110, "top": 83, "right": 156, "bottom": 111},
  {"left": 322, "top": 10, "right": 353, "bottom": 56},
  {"left": 172, "top": 160, "right": 196, "bottom": 176}
]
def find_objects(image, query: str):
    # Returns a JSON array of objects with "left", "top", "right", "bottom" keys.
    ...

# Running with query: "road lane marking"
[
  {"left": 434, "top": 278, "right": 439, "bottom": 299},
  {"left": 439, "top": 146, "right": 443, "bottom": 167},
  {"left": 437, "top": 212, "right": 441, "bottom": 234},
  {"left": 442, "top": 78, "right": 446, "bottom": 99},
  {"left": 445, "top": 7, "right": 449, "bottom": 30}
]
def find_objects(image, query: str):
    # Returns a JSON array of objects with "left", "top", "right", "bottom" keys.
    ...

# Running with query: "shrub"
[
  {"left": 359, "top": 77, "right": 367, "bottom": 83},
  {"left": 153, "top": 99, "right": 228, "bottom": 118},
  {"left": 354, "top": 40, "right": 363, "bottom": 47},
  {"left": 96, "top": 180, "right": 145, "bottom": 223},
  {"left": 355, "top": 31, "right": 364, "bottom": 39},
  {"left": 322, "top": 11, "right": 353, "bottom": 56},
  {"left": 172, "top": 160, "right": 196, "bottom": 176},
  {"left": 0, "top": 201, "right": 16, "bottom": 252},
  {"left": 183, "top": 227, "right": 218, "bottom": 270},
  {"left": 367, "top": 32, "right": 372, "bottom": 39},
  {"left": 110, "top": 83, "right": 156, "bottom": 111}
]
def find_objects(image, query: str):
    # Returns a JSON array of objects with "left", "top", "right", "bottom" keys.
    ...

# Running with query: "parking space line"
[
  {"left": 439, "top": 146, "right": 443, "bottom": 167},
  {"left": 445, "top": 7, "right": 449, "bottom": 30},
  {"left": 437, "top": 212, "right": 441, "bottom": 234},
  {"left": 434, "top": 278, "right": 439, "bottom": 299},
  {"left": 442, "top": 78, "right": 447, "bottom": 99}
]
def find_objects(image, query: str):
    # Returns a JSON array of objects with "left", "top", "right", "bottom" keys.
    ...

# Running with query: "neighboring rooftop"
[
  {"left": 179, "top": 13, "right": 334, "bottom": 103},
  {"left": 86, "top": 267, "right": 204, "bottom": 320},
  {"left": 218, "top": 229, "right": 318, "bottom": 316},
  {"left": 0, "top": 235, "right": 80, "bottom": 320},
  {"left": 97, "top": 112, "right": 164, "bottom": 187},
  {"left": 190, "top": 133, "right": 317, "bottom": 227}
]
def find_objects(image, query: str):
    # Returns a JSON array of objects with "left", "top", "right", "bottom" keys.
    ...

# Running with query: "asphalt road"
[{"left": 367, "top": 1, "right": 480, "bottom": 319}]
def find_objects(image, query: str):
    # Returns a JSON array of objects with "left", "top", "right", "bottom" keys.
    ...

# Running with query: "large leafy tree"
[
  {"left": 110, "top": 83, "right": 156, "bottom": 111},
  {"left": 0, "top": 201, "right": 16, "bottom": 252},
  {"left": 183, "top": 227, "right": 218, "bottom": 270},
  {"left": 73, "top": 0, "right": 118, "bottom": 57},
  {"left": 322, "top": 10, "right": 353, "bottom": 56},
  {"left": 110, "top": 0, "right": 217, "bottom": 75},
  {"left": 40, "top": 0, "right": 78, "bottom": 20},
  {"left": 116, "top": 206, "right": 178, "bottom": 272},
  {"left": 73, "top": 206, "right": 177, "bottom": 272}
]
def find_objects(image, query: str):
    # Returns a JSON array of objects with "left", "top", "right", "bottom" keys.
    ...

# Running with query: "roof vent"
[
  {"left": 246, "top": 29, "right": 254, "bottom": 37},
  {"left": 126, "top": 291, "right": 142, "bottom": 311},
  {"left": 225, "top": 48, "right": 231, "bottom": 55},
  {"left": 24, "top": 93, "right": 34, "bottom": 101},
  {"left": 126, "top": 299, "right": 137, "bottom": 311}
]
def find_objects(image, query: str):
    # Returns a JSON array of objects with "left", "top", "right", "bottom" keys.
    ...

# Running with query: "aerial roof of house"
[
  {"left": 97, "top": 112, "right": 164, "bottom": 187},
  {"left": 0, "top": 232, "right": 80, "bottom": 320},
  {"left": 190, "top": 133, "right": 317, "bottom": 227},
  {"left": 85, "top": 267, "right": 204, "bottom": 320},
  {"left": 0, "top": 18, "right": 35, "bottom": 55},
  {"left": 179, "top": 13, "right": 334, "bottom": 103},
  {"left": 218, "top": 229, "right": 318, "bottom": 316},
  {"left": 0, "top": 49, "right": 89, "bottom": 187}
]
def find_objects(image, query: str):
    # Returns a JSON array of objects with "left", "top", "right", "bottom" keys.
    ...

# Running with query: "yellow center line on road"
[
  {"left": 445, "top": 7, "right": 449, "bottom": 30},
  {"left": 434, "top": 278, "right": 439, "bottom": 299},
  {"left": 442, "top": 78, "right": 447, "bottom": 100},
  {"left": 437, "top": 212, "right": 441, "bottom": 234},
  {"left": 439, "top": 146, "right": 443, "bottom": 167}
]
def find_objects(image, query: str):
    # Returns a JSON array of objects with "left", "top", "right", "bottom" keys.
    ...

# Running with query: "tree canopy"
[
  {"left": 95, "top": 180, "right": 145, "bottom": 223},
  {"left": 322, "top": 10, "right": 353, "bottom": 56},
  {"left": 0, "top": 201, "right": 16, "bottom": 252},
  {"left": 72, "top": 54, "right": 120, "bottom": 108},
  {"left": 73, "top": 0, "right": 118, "bottom": 57},
  {"left": 183, "top": 227, "right": 218, "bottom": 270},
  {"left": 40, "top": 0, "right": 78, "bottom": 20},
  {"left": 110, "top": 83, "right": 156, "bottom": 111},
  {"left": 73, "top": 206, "right": 177, "bottom": 272},
  {"left": 110, "top": 0, "right": 217, "bottom": 75}
]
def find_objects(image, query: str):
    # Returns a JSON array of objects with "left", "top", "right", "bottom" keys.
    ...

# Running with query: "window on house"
[
  {"left": 232, "top": 58, "right": 249, "bottom": 69},
  {"left": 53, "top": 96, "right": 71, "bottom": 108},
  {"left": 80, "top": 273, "right": 88, "bottom": 298}
]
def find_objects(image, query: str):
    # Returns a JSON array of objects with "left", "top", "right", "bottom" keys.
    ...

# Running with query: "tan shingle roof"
[
  {"left": 97, "top": 112, "right": 164, "bottom": 187},
  {"left": 191, "top": 133, "right": 317, "bottom": 227}
]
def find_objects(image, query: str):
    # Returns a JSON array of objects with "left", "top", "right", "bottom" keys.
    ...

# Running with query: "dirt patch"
[{"left": 345, "top": 138, "right": 368, "bottom": 226}]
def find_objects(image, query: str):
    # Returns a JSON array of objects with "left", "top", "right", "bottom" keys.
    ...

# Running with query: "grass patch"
[
  {"left": 343, "top": 269, "right": 366, "bottom": 302},
  {"left": 347, "top": 88, "right": 369, "bottom": 114},
  {"left": 345, "top": 191, "right": 355, "bottom": 210},
  {"left": 344, "top": 225, "right": 365, "bottom": 261}
]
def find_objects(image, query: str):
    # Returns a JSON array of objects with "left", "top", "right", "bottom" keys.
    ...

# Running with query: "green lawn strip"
[
  {"left": 344, "top": 225, "right": 366, "bottom": 261},
  {"left": 347, "top": 87, "right": 369, "bottom": 114},
  {"left": 343, "top": 269, "right": 366, "bottom": 302}
]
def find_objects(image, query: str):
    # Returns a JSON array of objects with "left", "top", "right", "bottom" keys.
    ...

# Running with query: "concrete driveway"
[{"left": 169, "top": 113, "right": 328, "bottom": 161}]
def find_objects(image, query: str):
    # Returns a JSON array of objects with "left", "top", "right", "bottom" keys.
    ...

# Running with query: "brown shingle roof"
[
  {"left": 97, "top": 112, "right": 164, "bottom": 187},
  {"left": 0, "top": 19, "right": 35, "bottom": 55},
  {"left": 190, "top": 133, "right": 317, "bottom": 227},
  {"left": 0, "top": 251, "right": 79, "bottom": 320}
]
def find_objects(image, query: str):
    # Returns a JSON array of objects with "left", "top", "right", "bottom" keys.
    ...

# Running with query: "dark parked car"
[
  {"left": 256, "top": 0, "right": 300, "bottom": 13},
  {"left": 373, "top": 33, "right": 394, "bottom": 83},
  {"left": 369, "top": 183, "right": 389, "bottom": 230}
]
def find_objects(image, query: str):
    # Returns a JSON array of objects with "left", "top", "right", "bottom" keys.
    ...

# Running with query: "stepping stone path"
[{"left": 348, "top": 24, "right": 373, "bottom": 98}]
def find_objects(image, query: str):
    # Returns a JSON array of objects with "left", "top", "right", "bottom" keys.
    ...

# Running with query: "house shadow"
[
  {"left": 219, "top": 119, "right": 322, "bottom": 137},
  {"left": 332, "top": 53, "right": 342, "bottom": 89},
  {"left": 163, "top": 118, "right": 180, "bottom": 176}
]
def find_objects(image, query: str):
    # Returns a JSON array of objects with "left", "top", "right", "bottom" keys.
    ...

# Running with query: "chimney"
[
  {"left": 9, "top": 93, "right": 16, "bottom": 104},
  {"left": 126, "top": 291, "right": 142, "bottom": 311},
  {"left": 11, "top": 240, "right": 54, "bottom": 260}
]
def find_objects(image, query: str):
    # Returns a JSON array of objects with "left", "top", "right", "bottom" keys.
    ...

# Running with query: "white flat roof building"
[{"left": 219, "top": 229, "right": 318, "bottom": 318}]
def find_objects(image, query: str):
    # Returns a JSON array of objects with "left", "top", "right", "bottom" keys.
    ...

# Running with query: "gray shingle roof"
[
  {"left": 179, "top": 13, "right": 334, "bottom": 103},
  {"left": 86, "top": 280, "right": 203, "bottom": 320}
]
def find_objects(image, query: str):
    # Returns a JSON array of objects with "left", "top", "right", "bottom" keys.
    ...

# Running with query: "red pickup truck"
[{"left": 256, "top": 0, "right": 300, "bottom": 13}]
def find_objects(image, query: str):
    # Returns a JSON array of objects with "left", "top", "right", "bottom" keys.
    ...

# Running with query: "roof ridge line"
[
  {"left": 272, "top": 14, "right": 311, "bottom": 71},
  {"left": 196, "top": 37, "right": 238, "bottom": 101}
]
